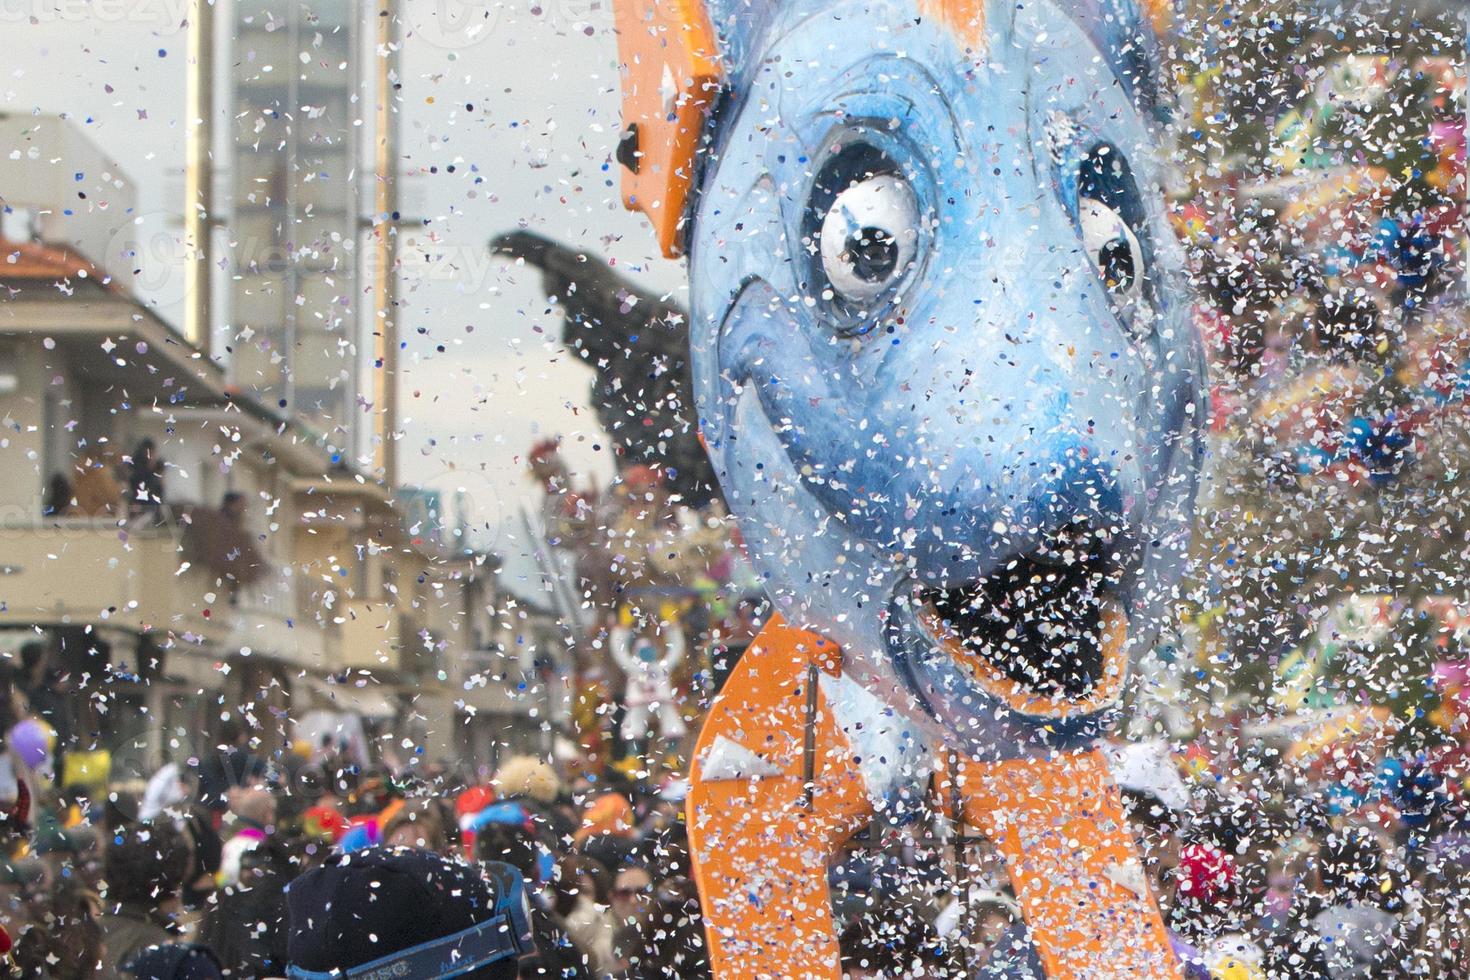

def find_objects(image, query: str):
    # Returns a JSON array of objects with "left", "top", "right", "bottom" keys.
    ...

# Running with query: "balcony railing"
[
  {"left": 0, "top": 516, "right": 339, "bottom": 670},
  {"left": 1, "top": 514, "right": 486, "bottom": 680},
  {"left": 330, "top": 599, "right": 401, "bottom": 671},
  {"left": 0, "top": 517, "right": 208, "bottom": 635},
  {"left": 229, "top": 574, "right": 328, "bottom": 669}
]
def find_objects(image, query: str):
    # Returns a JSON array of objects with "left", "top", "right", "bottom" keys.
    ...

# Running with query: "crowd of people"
[
  {"left": 3, "top": 407, "right": 1470, "bottom": 980},
  {"left": 0, "top": 706, "right": 1468, "bottom": 978},
  {"left": 0, "top": 723, "right": 713, "bottom": 979}
]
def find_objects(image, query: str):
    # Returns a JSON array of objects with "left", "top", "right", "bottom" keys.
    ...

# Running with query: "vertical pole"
[
  {"left": 800, "top": 660, "right": 819, "bottom": 808},
  {"left": 948, "top": 750, "right": 964, "bottom": 890},
  {"left": 372, "top": 3, "right": 400, "bottom": 487},
  {"left": 184, "top": 0, "right": 214, "bottom": 355},
  {"left": 283, "top": 8, "right": 300, "bottom": 417}
]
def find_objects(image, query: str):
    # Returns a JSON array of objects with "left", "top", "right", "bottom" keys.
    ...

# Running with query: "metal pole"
[
  {"left": 184, "top": 0, "right": 214, "bottom": 355},
  {"left": 284, "top": 7, "right": 301, "bottom": 419},
  {"left": 372, "top": 2, "right": 401, "bottom": 487},
  {"left": 800, "top": 660, "right": 818, "bottom": 808}
]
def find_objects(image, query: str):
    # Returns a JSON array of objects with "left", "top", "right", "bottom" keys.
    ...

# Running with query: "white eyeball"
[
  {"left": 1079, "top": 196, "right": 1145, "bottom": 304},
  {"left": 818, "top": 174, "right": 920, "bottom": 305}
]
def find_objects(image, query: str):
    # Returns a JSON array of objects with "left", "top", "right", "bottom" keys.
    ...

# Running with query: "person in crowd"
[
  {"left": 0, "top": 857, "right": 47, "bottom": 946},
  {"left": 551, "top": 854, "right": 615, "bottom": 976},
  {"left": 638, "top": 877, "right": 707, "bottom": 979},
  {"left": 609, "top": 864, "right": 653, "bottom": 933},
  {"left": 573, "top": 791, "right": 638, "bottom": 873},
  {"left": 286, "top": 846, "right": 532, "bottom": 979},
  {"left": 1169, "top": 838, "right": 1271, "bottom": 977},
  {"left": 493, "top": 756, "right": 573, "bottom": 846},
  {"left": 381, "top": 796, "right": 449, "bottom": 852},
  {"left": 217, "top": 782, "right": 276, "bottom": 888},
  {"left": 98, "top": 822, "right": 191, "bottom": 972},
  {"left": 1112, "top": 740, "right": 1192, "bottom": 908},
  {"left": 201, "top": 782, "right": 293, "bottom": 979},
  {"left": 473, "top": 812, "right": 592, "bottom": 978},
  {"left": 122, "top": 943, "right": 226, "bottom": 980},
  {"left": 197, "top": 719, "right": 265, "bottom": 815},
  {"left": 1305, "top": 829, "right": 1403, "bottom": 978},
  {"left": 636, "top": 792, "right": 691, "bottom": 880},
  {"left": 16, "top": 642, "right": 68, "bottom": 772},
  {"left": 150, "top": 769, "right": 222, "bottom": 913},
  {"left": 12, "top": 880, "right": 107, "bottom": 980}
]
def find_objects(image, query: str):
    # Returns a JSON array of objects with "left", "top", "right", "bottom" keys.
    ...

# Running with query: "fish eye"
[
  {"left": 1079, "top": 196, "right": 1143, "bottom": 302},
  {"left": 1075, "top": 143, "right": 1153, "bottom": 332},
  {"left": 802, "top": 139, "right": 927, "bottom": 332},
  {"left": 818, "top": 174, "right": 920, "bottom": 305}
]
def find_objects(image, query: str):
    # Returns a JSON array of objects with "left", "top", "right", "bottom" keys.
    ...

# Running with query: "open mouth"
[{"left": 911, "top": 529, "right": 1130, "bottom": 715}]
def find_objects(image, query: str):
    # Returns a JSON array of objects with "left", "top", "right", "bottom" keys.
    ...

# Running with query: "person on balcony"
[
  {"left": 181, "top": 494, "right": 266, "bottom": 605},
  {"left": 69, "top": 453, "right": 122, "bottom": 517},
  {"left": 126, "top": 439, "right": 165, "bottom": 522},
  {"left": 42, "top": 473, "right": 72, "bottom": 517}
]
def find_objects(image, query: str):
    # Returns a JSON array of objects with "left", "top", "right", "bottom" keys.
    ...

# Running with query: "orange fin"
[{"left": 686, "top": 617, "right": 871, "bottom": 977}]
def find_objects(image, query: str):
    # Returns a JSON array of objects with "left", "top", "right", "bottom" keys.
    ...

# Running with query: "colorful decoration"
[
  {"left": 608, "top": 615, "right": 688, "bottom": 746},
  {"left": 613, "top": 0, "right": 1204, "bottom": 975}
]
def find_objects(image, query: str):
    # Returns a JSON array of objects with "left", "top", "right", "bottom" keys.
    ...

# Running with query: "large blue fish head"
[{"left": 684, "top": 0, "right": 1204, "bottom": 758}]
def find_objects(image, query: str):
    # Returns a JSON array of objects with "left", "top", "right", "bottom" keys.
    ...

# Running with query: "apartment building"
[{"left": 0, "top": 114, "right": 542, "bottom": 788}]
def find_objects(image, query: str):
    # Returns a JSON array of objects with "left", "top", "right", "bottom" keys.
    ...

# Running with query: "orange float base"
[
  {"left": 687, "top": 619, "right": 1181, "bottom": 979},
  {"left": 686, "top": 617, "right": 870, "bottom": 977},
  {"left": 947, "top": 751, "right": 1183, "bottom": 978}
]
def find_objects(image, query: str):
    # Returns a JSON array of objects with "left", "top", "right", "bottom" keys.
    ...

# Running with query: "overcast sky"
[{"left": 7, "top": 0, "right": 686, "bottom": 558}]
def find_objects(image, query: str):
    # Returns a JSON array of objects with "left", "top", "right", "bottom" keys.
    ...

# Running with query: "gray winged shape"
[{"left": 489, "top": 231, "right": 721, "bottom": 508}]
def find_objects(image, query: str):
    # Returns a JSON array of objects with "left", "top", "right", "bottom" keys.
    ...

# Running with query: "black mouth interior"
[{"left": 918, "top": 527, "right": 1120, "bottom": 700}]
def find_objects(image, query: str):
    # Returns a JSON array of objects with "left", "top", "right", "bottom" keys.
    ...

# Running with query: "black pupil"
[
  {"left": 844, "top": 226, "right": 899, "bottom": 283},
  {"left": 1098, "top": 236, "right": 1135, "bottom": 294}
]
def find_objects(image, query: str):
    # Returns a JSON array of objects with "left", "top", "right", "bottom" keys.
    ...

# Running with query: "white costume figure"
[{"left": 609, "top": 623, "right": 687, "bottom": 742}]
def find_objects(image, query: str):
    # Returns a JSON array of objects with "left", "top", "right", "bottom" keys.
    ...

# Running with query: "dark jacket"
[
  {"left": 199, "top": 834, "right": 294, "bottom": 978},
  {"left": 101, "top": 904, "right": 174, "bottom": 974},
  {"left": 198, "top": 747, "right": 265, "bottom": 812},
  {"left": 518, "top": 906, "right": 593, "bottom": 980}
]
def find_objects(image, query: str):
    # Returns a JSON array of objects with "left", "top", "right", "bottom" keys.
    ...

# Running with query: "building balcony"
[
  {"left": 229, "top": 577, "right": 329, "bottom": 671},
  {"left": 0, "top": 519, "right": 209, "bottom": 637},
  {"left": 0, "top": 518, "right": 335, "bottom": 671},
  {"left": 330, "top": 598, "right": 401, "bottom": 671},
  {"left": 453, "top": 648, "right": 538, "bottom": 716}
]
